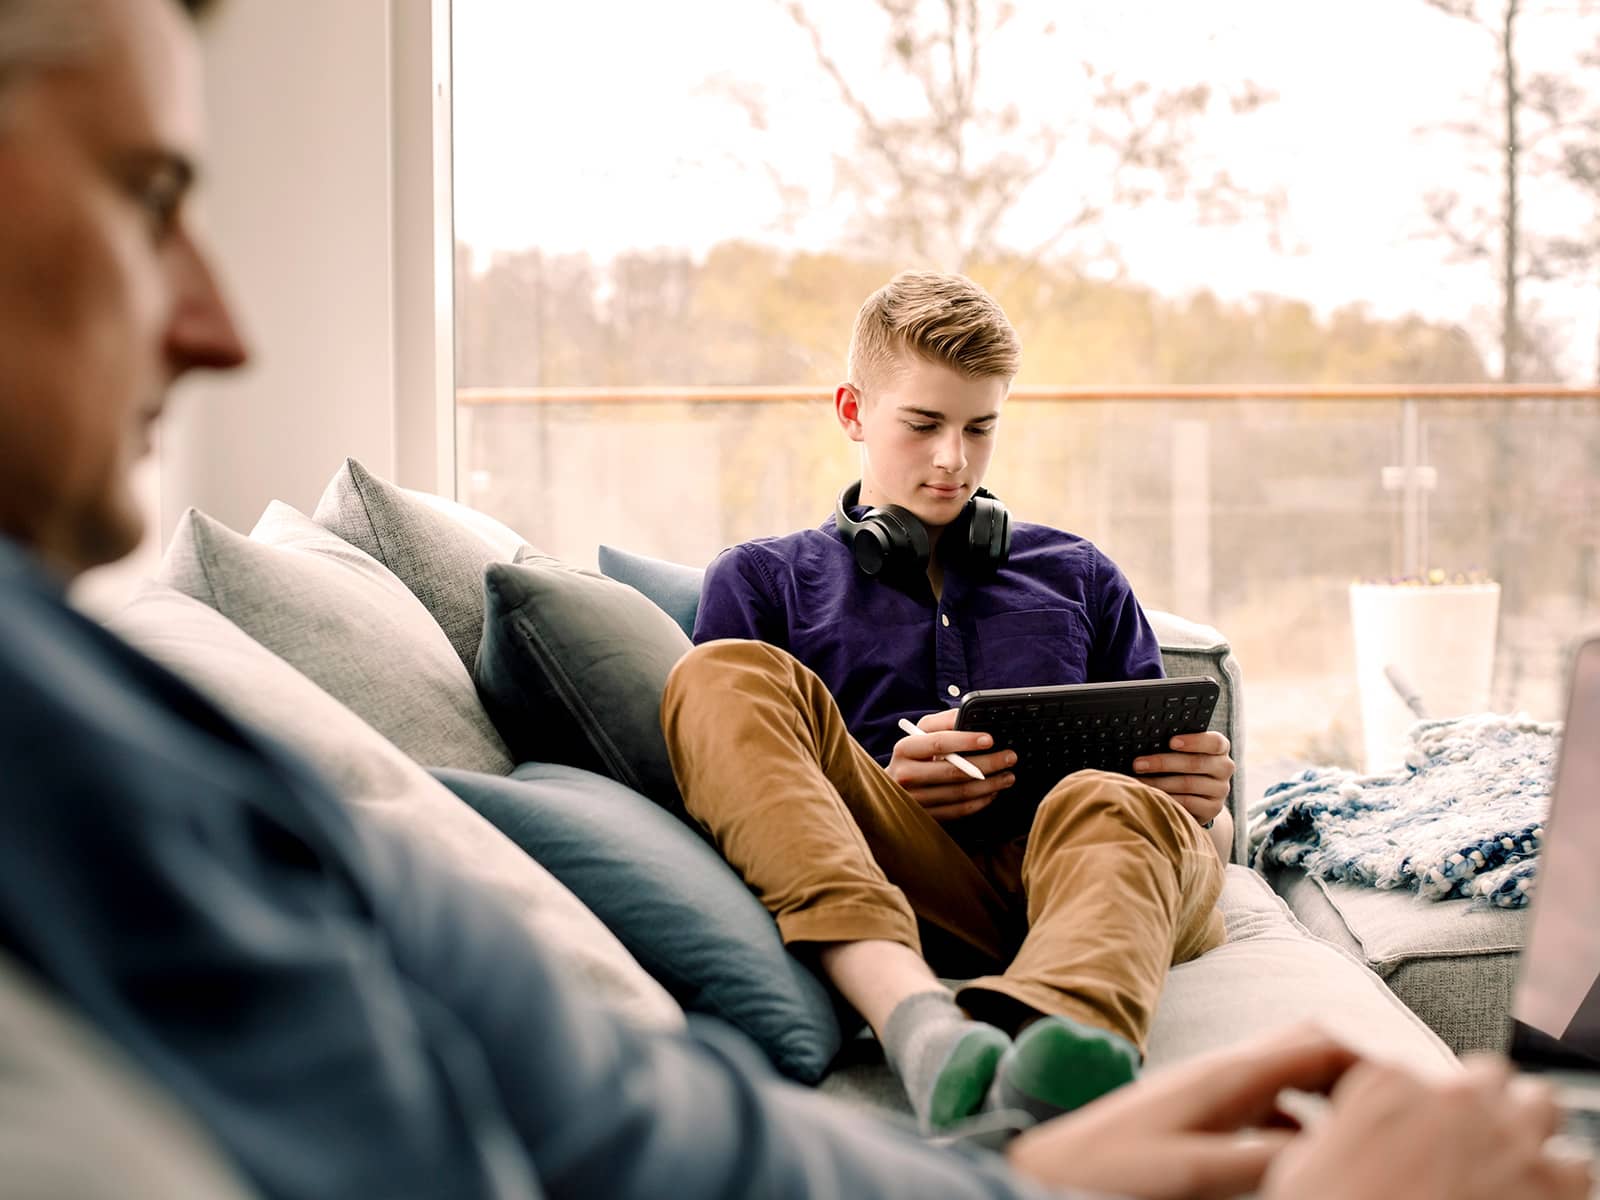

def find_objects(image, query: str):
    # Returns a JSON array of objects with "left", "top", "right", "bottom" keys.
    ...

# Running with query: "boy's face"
[{"left": 836, "top": 354, "right": 1008, "bottom": 533}]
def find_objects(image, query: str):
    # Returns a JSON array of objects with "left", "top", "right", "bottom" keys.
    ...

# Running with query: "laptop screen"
[{"left": 1510, "top": 636, "right": 1600, "bottom": 1071}]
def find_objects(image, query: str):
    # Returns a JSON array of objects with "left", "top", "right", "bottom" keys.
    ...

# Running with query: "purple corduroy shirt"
[{"left": 691, "top": 508, "right": 1164, "bottom": 767}]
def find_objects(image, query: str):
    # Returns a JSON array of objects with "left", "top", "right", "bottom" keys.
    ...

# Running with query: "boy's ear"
[{"left": 835, "top": 383, "right": 866, "bottom": 443}]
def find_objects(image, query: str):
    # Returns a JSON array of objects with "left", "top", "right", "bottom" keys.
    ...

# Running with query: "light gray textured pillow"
[
  {"left": 108, "top": 584, "right": 683, "bottom": 1032},
  {"left": 158, "top": 504, "right": 512, "bottom": 775},
  {"left": 312, "top": 458, "right": 534, "bottom": 672}
]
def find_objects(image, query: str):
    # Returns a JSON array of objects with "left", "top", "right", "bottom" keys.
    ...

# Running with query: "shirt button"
[
  {"left": 947, "top": 684, "right": 960, "bottom": 697},
  {"left": 940, "top": 613, "right": 950, "bottom": 627}
]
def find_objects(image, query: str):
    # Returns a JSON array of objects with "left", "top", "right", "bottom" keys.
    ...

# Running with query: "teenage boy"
[{"left": 669, "top": 271, "right": 1236, "bottom": 1132}]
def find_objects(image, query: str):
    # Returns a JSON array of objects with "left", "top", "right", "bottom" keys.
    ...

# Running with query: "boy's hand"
[
  {"left": 1131, "top": 731, "right": 1234, "bottom": 828},
  {"left": 887, "top": 708, "right": 1016, "bottom": 823}
]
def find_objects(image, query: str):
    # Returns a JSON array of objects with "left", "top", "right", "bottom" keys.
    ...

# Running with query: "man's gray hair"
[
  {"left": 0, "top": 0, "right": 212, "bottom": 97},
  {"left": 0, "top": 0, "right": 100, "bottom": 88}
]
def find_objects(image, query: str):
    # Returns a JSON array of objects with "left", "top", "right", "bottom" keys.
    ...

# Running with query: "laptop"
[{"left": 1508, "top": 632, "right": 1600, "bottom": 1144}]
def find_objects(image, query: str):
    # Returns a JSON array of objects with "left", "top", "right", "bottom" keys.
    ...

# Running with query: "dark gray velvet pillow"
[
  {"left": 473, "top": 555, "right": 690, "bottom": 816},
  {"left": 430, "top": 764, "right": 844, "bottom": 1083}
]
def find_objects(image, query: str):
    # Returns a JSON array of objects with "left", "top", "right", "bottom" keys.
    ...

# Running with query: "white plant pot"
[{"left": 1348, "top": 582, "right": 1501, "bottom": 774}]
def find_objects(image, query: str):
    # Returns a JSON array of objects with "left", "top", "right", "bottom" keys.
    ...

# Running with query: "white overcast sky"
[{"left": 452, "top": 0, "right": 1600, "bottom": 377}]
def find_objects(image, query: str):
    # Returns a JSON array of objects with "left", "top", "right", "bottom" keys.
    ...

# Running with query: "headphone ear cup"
[
  {"left": 849, "top": 506, "right": 930, "bottom": 576},
  {"left": 965, "top": 501, "right": 993, "bottom": 568},
  {"left": 989, "top": 501, "right": 1011, "bottom": 569},
  {"left": 964, "top": 494, "right": 1011, "bottom": 574},
  {"left": 879, "top": 506, "right": 931, "bottom": 573},
  {"left": 849, "top": 520, "right": 893, "bottom": 576}
]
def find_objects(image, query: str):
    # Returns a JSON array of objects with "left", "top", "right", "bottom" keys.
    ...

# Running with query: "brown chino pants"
[{"left": 660, "top": 639, "right": 1227, "bottom": 1051}]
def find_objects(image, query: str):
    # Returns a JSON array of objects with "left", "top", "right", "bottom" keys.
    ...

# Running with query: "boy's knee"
[
  {"left": 1032, "top": 769, "right": 1189, "bottom": 839},
  {"left": 662, "top": 638, "right": 794, "bottom": 713}
]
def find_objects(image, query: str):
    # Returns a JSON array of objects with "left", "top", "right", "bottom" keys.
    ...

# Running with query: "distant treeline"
[{"left": 455, "top": 240, "right": 1490, "bottom": 390}]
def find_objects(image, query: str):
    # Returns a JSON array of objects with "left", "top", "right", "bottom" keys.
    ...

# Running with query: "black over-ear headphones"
[{"left": 834, "top": 481, "right": 1012, "bottom": 579}]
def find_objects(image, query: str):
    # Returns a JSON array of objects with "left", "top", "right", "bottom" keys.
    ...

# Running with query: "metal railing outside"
[{"left": 455, "top": 384, "right": 1600, "bottom": 776}]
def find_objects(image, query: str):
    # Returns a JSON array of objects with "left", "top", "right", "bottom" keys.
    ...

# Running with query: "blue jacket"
[{"left": 0, "top": 537, "right": 1065, "bottom": 1200}]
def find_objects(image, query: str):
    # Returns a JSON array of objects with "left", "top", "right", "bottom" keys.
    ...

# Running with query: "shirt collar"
[{"left": 0, "top": 536, "right": 66, "bottom": 600}]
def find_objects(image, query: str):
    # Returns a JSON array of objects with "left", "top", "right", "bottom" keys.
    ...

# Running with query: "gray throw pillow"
[
  {"left": 432, "top": 764, "right": 845, "bottom": 1083},
  {"left": 313, "top": 458, "right": 535, "bottom": 672},
  {"left": 158, "top": 504, "right": 512, "bottom": 776},
  {"left": 109, "top": 584, "right": 684, "bottom": 1032},
  {"left": 474, "top": 553, "right": 692, "bottom": 815}
]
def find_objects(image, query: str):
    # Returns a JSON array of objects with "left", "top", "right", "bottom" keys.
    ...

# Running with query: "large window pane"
[{"left": 452, "top": 0, "right": 1600, "bottom": 789}]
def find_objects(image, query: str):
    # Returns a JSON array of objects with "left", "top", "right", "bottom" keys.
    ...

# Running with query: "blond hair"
[{"left": 846, "top": 271, "right": 1021, "bottom": 394}]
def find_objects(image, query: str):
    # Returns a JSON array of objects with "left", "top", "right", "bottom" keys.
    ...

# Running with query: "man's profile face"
[
  {"left": 0, "top": 0, "right": 246, "bottom": 580},
  {"left": 837, "top": 353, "right": 1008, "bottom": 532}
]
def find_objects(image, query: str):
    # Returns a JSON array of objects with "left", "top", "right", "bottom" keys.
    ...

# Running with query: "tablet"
[{"left": 949, "top": 676, "right": 1220, "bottom": 841}]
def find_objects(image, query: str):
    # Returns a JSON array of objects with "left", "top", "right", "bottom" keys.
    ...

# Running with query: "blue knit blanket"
[{"left": 1251, "top": 714, "right": 1562, "bottom": 908}]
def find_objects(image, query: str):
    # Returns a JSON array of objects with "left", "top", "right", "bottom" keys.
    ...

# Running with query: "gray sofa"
[
  {"left": 1263, "top": 865, "right": 1530, "bottom": 1055},
  {"left": 99, "top": 458, "right": 1457, "bottom": 1116}
]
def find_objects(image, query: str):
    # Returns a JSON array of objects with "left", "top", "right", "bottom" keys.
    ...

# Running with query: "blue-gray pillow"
[
  {"left": 474, "top": 555, "right": 689, "bottom": 816},
  {"left": 597, "top": 545, "right": 704, "bottom": 639},
  {"left": 430, "top": 763, "right": 844, "bottom": 1083}
]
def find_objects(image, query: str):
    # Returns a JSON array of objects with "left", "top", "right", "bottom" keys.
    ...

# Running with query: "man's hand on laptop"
[
  {"left": 1132, "top": 731, "right": 1234, "bottom": 828},
  {"left": 1006, "top": 1022, "right": 1359, "bottom": 1199},
  {"left": 1006, "top": 1023, "right": 1593, "bottom": 1200},
  {"left": 888, "top": 708, "right": 1016, "bottom": 822},
  {"left": 1261, "top": 1054, "right": 1593, "bottom": 1200}
]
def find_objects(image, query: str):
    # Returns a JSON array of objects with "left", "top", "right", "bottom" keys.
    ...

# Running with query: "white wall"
[
  {"left": 74, "top": 0, "right": 450, "bottom": 611},
  {"left": 162, "top": 0, "right": 398, "bottom": 537},
  {"left": 152, "top": 1, "right": 449, "bottom": 536},
  {"left": 72, "top": 2, "right": 380, "bottom": 609}
]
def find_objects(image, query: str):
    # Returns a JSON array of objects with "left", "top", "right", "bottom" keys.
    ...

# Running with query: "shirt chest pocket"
[{"left": 974, "top": 604, "right": 1093, "bottom": 686}]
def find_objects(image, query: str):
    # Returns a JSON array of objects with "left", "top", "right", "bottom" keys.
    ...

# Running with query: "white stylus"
[{"left": 897, "top": 718, "right": 988, "bottom": 781}]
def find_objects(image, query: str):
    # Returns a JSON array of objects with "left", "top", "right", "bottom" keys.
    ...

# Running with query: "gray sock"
[{"left": 881, "top": 990, "right": 1012, "bottom": 1133}]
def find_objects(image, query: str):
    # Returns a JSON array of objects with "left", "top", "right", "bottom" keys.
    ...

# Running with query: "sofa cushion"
[
  {"left": 1145, "top": 866, "right": 1454, "bottom": 1072},
  {"left": 108, "top": 584, "right": 683, "bottom": 1032},
  {"left": 313, "top": 458, "right": 535, "bottom": 672},
  {"left": 158, "top": 504, "right": 512, "bottom": 776},
  {"left": 598, "top": 543, "right": 702, "bottom": 639},
  {"left": 430, "top": 764, "right": 843, "bottom": 1083},
  {"left": 1266, "top": 866, "right": 1529, "bottom": 1054},
  {"left": 474, "top": 555, "right": 691, "bottom": 815},
  {"left": 818, "top": 865, "right": 1457, "bottom": 1115}
]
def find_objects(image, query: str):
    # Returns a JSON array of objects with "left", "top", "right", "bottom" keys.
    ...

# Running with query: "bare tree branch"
[{"left": 746, "top": 1, "right": 1275, "bottom": 272}]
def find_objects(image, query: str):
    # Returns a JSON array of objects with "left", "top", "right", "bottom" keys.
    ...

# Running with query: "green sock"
[
  {"left": 984, "top": 1013, "right": 1140, "bottom": 1122},
  {"left": 881, "top": 990, "right": 1012, "bottom": 1133}
]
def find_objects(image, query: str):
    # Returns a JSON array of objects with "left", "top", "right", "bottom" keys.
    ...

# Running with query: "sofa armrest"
[{"left": 1145, "top": 608, "right": 1247, "bottom": 866}]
